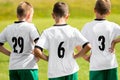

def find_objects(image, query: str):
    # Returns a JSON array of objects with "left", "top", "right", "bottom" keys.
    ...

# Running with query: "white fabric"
[
  {"left": 0, "top": 22, "right": 39, "bottom": 70},
  {"left": 81, "top": 20, "right": 120, "bottom": 71},
  {"left": 36, "top": 24, "right": 88, "bottom": 78}
]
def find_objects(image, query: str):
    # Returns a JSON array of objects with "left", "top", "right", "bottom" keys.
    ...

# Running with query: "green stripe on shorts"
[
  {"left": 49, "top": 72, "right": 78, "bottom": 80},
  {"left": 90, "top": 68, "right": 118, "bottom": 80},
  {"left": 9, "top": 69, "right": 38, "bottom": 80}
]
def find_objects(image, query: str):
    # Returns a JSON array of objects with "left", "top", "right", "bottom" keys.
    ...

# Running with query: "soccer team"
[{"left": 0, "top": 0, "right": 120, "bottom": 80}]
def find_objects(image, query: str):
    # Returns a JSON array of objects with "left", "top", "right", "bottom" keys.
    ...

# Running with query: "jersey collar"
[
  {"left": 95, "top": 19, "right": 106, "bottom": 21},
  {"left": 14, "top": 21, "right": 25, "bottom": 23},
  {"left": 53, "top": 24, "right": 67, "bottom": 26}
]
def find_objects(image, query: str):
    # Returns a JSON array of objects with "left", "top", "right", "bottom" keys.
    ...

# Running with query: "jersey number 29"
[{"left": 12, "top": 37, "right": 24, "bottom": 53}]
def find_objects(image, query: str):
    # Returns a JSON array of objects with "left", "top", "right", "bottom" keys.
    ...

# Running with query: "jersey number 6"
[{"left": 58, "top": 42, "right": 65, "bottom": 58}]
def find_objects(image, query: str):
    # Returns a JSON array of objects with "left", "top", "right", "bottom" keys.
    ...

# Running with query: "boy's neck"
[
  {"left": 55, "top": 17, "right": 67, "bottom": 25},
  {"left": 95, "top": 13, "right": 106, "bottom": 20},
  {"left": 18, "top": 18, "right": 26, "bottom": 21}
]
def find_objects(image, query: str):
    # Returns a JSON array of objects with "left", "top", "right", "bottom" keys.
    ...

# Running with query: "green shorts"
[
  {"left": 9, "top": 69, "right": 38, "bottom": 80},
  {"left": 49, "top": 72, "right": 78, "bottom": 80},
  {"left": 90, "top": 68, "right": 118, "bottom": 80}
]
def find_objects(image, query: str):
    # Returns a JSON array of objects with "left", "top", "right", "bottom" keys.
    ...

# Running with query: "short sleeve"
[
  {"left": 35, "top": 30, "right": 49, "bottom": 50},
  {"left": 0, "top": 28, "right": 7, "bottom": 45},
  {"left": 30, "top": 25, "right": 40, "bottom": 42},
  {"left": 114, "top": 24, "right": 120, "bottom": 37},
  {"left": 74, "top": 28, "right": 88, "bottom": 47}
]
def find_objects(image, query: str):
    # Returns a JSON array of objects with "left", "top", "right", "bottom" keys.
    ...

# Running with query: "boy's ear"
[
  {"left": 107, "top": 10, "right": 111, "bottom": 15},
  {"left": 94, "top": 8, "right": 96, "bottom": 13},
  {"left": 65, "top": 14, "right": 70, "bottom": 19},
  {"left": 17, "top": 15, "right": 19, "bottom": 18},
  {"left": 26, "top": 13, "right": 30, "bottom": 19},
  {"left": 52, "top": 13, "right": 55, "bottom": 19}
]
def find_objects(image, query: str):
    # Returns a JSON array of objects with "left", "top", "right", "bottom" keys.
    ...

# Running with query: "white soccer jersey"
[
  {"left": 36, "top": 24, "right": 88, "bottom": 78},
  {"left": 81, "top": 19, "right": 120, "bottom": 71},
  {"left": 0, "top": 21, "right": 39, "bottom": 70}
]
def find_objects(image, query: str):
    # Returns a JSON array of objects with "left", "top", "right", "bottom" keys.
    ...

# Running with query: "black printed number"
[
  {"left": 12, "top": 37, "right": 24, "bottom": 53},
  {"left": 98, "top": 36, "right": 105, "bottom": 51},
  {"left": 58, "top": 42, "right": 65, "bottom": 58}
]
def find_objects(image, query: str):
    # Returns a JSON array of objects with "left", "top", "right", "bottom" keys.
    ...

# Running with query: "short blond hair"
[
  {"left": 95, "top": 0, "right": 111, "bottom": 15},
  {"left": 17, "top": 1, "right": 33, "bottom": 18}
]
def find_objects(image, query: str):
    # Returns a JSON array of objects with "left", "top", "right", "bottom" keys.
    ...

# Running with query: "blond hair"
[{"left": 17, "top": 1, "right": 33, "bottom": 18}]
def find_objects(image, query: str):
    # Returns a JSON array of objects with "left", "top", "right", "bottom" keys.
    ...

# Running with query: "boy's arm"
[
  {"left": 0, "top": 45, "right": 11, "bottom": 56},
  {"left": 74, "top": 43, "right": 91, "bottom": 59},
  {"left": 76, "top": 45, "right": 81, "bottom": 51},
  {"left": 109, "top": 38, "right": 120, "bottom": 53},
  {"left": 34, "top": 47, "right": 48, "bottom": 61},
  {"left": 75, "top": 45, "right": 91, "bottom": 62},
  {"left": 82, "top": 54, "right": 91, "bottom": 62}
]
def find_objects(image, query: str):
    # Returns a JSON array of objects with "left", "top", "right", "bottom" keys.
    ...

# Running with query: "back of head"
[
  {"left": 95, "top": 0, "right": 111, "bottom": 15},
  {"left": 53, "top": 2, "right": 69, "bottom": 17},
  {"left": 17, "top": 1, "right": 33, "bottom": 18}
]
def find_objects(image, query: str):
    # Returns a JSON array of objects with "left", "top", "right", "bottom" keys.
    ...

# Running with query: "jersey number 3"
[
  {"left": 98, "top": 35, "right": 105, "bottom": 51},
  {"left": 12, "top": 37, "right": 24, "bottom": 53},
  {"left": 58, "top": 42, "right": 65, "bottom": 58}
]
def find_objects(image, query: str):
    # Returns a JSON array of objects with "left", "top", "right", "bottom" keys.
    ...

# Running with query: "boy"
[
  {"left": 81, "top": 0, "right": 120, "bottom": 80},
  {"left": 34, "top": 2, "right": 91, "bottom": 80},
  {"left": 0, "top": 1, "right": 39, "bottom": 80}
]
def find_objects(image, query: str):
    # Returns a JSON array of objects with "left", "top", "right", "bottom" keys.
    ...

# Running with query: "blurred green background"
[
  {"left": 0, "top": 0, "right": 120, "bottom": 80},
  {"left": 0, "top": 0, "right": 120, "bottom": 20}
]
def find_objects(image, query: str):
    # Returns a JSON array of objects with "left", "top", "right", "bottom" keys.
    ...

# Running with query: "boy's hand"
[
  {"left": 82, "top": 55, "right": 90, "bottom": 62},
  {"left": 74, "top": 43, "right": 91, "bottom": 59},
  {"left": 32, "top": 50, "right": 40, "bottom": 62},
  {"left": 35, "top": 57, "right": 40, "bottom": 62},
  {"left": 73, "top": 52, "right": 77, "bottom": 59},
  {"left": 109, "top": 38, "right": 120, "bottom": 53},
  {"left": 73, "top": 46, "right": 81, "bottom": 59},
  {"left": 109, "top": 40, "right": 116, "bottom": 53}
]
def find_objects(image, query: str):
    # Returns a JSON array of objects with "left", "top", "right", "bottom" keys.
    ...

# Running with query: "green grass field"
[{"left": 0, "top": 0, "right": 120, "bottom": 80}]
